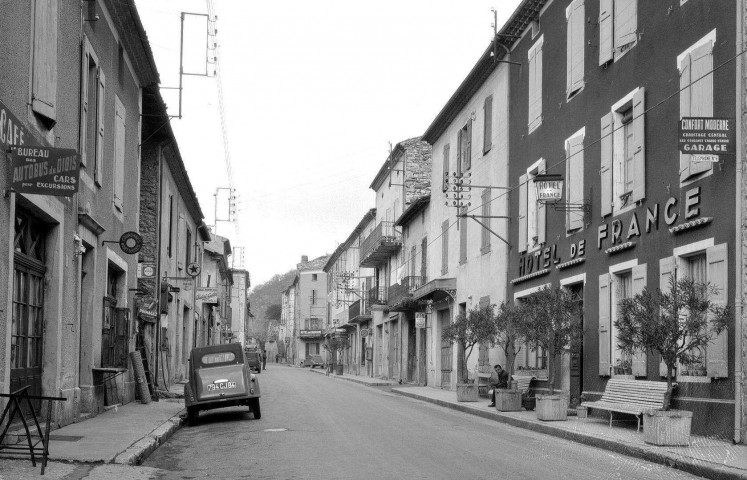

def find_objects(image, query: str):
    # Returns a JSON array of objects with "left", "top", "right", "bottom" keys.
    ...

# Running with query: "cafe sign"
[
  {"left": 533, "top": 174, "right": 563, "bottom": 203},
  {"left": 678, "top": 117, "right": 735, "bottom": 162},
  {"left": 9, "top": 146, "right": 80, "bottom": 197}
]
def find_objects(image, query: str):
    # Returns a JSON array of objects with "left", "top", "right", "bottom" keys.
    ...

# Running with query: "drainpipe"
[{"left": 734, "top": 0, "right": 744, "bottom": 445}]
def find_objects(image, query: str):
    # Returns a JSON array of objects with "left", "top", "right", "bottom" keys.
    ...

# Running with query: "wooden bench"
[
  {"left": 580, "top": 378, "right": 672, "bottom": 432},
  {"left": 485, "top": 375, "right": 535, "bottom": 398},
  {"left": 477, "top": 369, "right": 492, "bottom": 397}
]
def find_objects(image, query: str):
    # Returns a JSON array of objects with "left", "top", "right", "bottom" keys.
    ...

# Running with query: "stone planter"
[
  {"left": 456, "top": 383, "right": 479, "bottom": 402},
  {"left": 535, "top": 394, "right": 568, "bottom": 421},
  {"left": 643, "top": 409, "right": 693, "bottom": 446},
  {"left": 576, "top": 406, "right": 588, "bottom": 418},
  {"left": 494, "top": 389, "right": 522, "bottom": 411},
  {"left": 334, "top": 364, "right": 344, "bottom": 375}
]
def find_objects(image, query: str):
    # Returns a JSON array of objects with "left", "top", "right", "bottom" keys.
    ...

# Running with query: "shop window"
[
  {"left": 679, "top": 33, "right": 715, "bottom": 183},
  {"left": 566, "top": 0, "right": 585, "bottom": 100},
  {"left": 458, "top": 120, "right": 472, "bottom": 173},
  {"left": 660, "top": 243, "right": 728, "bottom": 379},
  {"left": 598, "top": 263, "right": 647, "bottom": 377},
  {"left": 528, "top": 36, "right": 544, "bottom": 133},
  {"left": 31, "top": 0, "right": 58, "bottom": 125},
  {"left": 80, "top": 37, "right": 105, "bottom": 185},
  {"left": 102, "top": 264, "right": 128, "bottom": 369},
  {"left": 598, "top": 0, "right": 637, "bottom": 66},
  {"left": 600, "top": 88, "right": 645, "bottom": 216},
  {"left": 518, "top": 159, "right": 547, "bottom": 253},
  {"left": 565, "top": 131, "right": 585, "bottom": 232}
]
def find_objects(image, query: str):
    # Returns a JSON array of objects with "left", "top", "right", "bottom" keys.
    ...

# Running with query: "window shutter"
[
  {"left": 465, "top": 120, "right": 472, "bottom": 171},
  {"left": 614, "top": 0, "right": 637, "bottom": 50},
  {"left": 631, "top": 263, "right": 647, "bottom": 376},
  {"left": 421, "top": 236, "right": 427, "bottom": 280},
  {"left": 457, "top": 129, "right": 463, "bottom": 175},
  {"left": 659, "top": 256, "right": 675, "bottom": 376},
  {"left": 567, "top": 135, "right": 584, "bottom": 231},
  {"left": 631, "top": 88, "right": 646, "bottom": 203},
  {"left": 528, "top": 40, "right": 543, "bottom": 131},
  {"left": 600, "top": 113, "right": 613, "bottom": 216},
  {"left": 483, "top": 96, "right": 492, "bottom": 154},
  {"left": 459, "top": 216, "right": 467, "bottom": 264},
  {"left": 598, "top": 0, "right": 614, "bottom": 65},
  {"left": 32, "top": 0, "right": 58, "bottom": 123},
  {"left": 481, "top": 189, "right": 490, "bottom": 251},
  {"left": 441, "top": 220, "right": 449, "bottom": 275},
  {"left": 410, "top": 245, "right": 417, "bottom": 277},
  {"left": 518, "top": 174, "right": 528, "bottom": 253},
  {"left": 114, "top": 99, "right": 126, "bottom": 210},
  {"left": 598, "top": 273, "right": 611, "bottom": 376},
  {"left": 442, "top": 144, "right": 450, "bottom": 192},
  {"left": 566, "top": 0, "right": 585, "bottom": 97},
  {"left": 537, "top": 159, "right": 546, "bottom": 245},
  {"left": 679, "top": 52, "right": 693, "bottom": 181},
  {"left": 95, "top": 68, "right": 106, "bottom": 184},
  {"left": 528, "top": 48, "right": 537, "bottom": 129},
  {"left": 80, "top": 44, "right": 90, "bottom": 167},
  {"left": 689, "top": 41, "right": 715, "bottom": 178},
  {"left": 706, "top": 243, "right": 728, "bottom": 378}
]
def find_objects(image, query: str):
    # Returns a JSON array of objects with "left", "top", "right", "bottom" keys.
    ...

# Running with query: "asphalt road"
[{"left": 144, "top": 365, "right": 702, "bottom": 480}]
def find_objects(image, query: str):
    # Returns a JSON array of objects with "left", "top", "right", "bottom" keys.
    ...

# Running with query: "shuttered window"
[
  {"left": 528, "top": 36, "right": 544, "bottom": 133},
  {"left": 441, "top": 220, "right": 449, "bottom": 275},
  {"left": 566, "top": 0, "right": 585, "bottom": 99},
  {"left": 458, "top": 121, "right": 472, "bottom": 172},
  {"left": 598, "top": 273, "right": 611, "bottom": 376},
  {"left": 483, "top": 96, "right": 493, "bottom": 154},
  {"left": 518, "top": 174, "right": 528, "bottom": 253},
  {"left": 32, "top": 0, "right": 58, "bottom": 124},
  {"left": 565, "top": 133, "right": 584, "bottom": 231},
  {"left": 481, "top": 189, "right": 491, "bottom": 253},
  {"left": 442, "top": 144, "right": 450, "bottom": 192},
  {"left": 599, "top": 88, "right": 645, "bottom": 216},
  {"left": 113, "top": 97, "right": 126, "bottom": 211},
  {"left": 599, "top": 0, "right": 637, "bottom": 65},
  {"left": 518, "top": 160, "right": 546, "bottom": 253},
  {"left": 459, "top": 215, "right": 467, "bottom": 265},
  {"left": 679, "top": 39, "right": 714, "bottom": 181},
  {"left": 80, "top": 38, "right": 105, "bottom": 184},
  {"left": 629, "top": 264, "right": 647, "bottom": 376}
]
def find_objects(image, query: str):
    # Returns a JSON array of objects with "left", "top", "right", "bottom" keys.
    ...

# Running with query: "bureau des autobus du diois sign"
[
  {"left": 9, "top": 146, "right": 80, "bottom": 196},
  {"left": 678, "top": 117, "right": 735, "bottom": 162}
]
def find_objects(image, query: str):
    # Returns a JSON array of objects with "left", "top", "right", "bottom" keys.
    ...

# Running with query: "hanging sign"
[
  {"left": 679, "top": 117, "right": 735, "bottom": 161},
  {"left": 533, "top": 174, "right": 563, "bottom": 203},
  {"left": 9, "top": 146, "right": 80, "bottom": 196},
  {"left": 360, "top": 328, "right": 369, "bottom": 338},
  {"left": 415, "top": 312, "right": 426, "bottom": 328},
  {"left": 119, "top": 231, "right": 143, "bottom": 254},
  {"left": 138, "top": 262, "right": 156, "bottom": 279},
  {"left": 196, "top": 287, "right": 218, "bottom": 303}
]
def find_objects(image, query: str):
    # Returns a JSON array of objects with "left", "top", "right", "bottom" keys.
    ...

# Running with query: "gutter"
[{"left": 735, "top": 0, "right": 744, "bottom": 445}]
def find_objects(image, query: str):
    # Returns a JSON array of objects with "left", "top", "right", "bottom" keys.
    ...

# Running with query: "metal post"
[{"left": 178, "top": 13, "right": 185, "bottom": 119}]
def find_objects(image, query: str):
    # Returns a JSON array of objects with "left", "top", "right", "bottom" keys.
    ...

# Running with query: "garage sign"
[{"left": 679, "top": 117, "right": 735, "bottom": 161}]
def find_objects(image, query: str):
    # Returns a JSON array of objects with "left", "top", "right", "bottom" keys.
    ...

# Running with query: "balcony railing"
[
  {"left": 359, "top": 221, "right": 403, "bottom": 267},
  {"left": 367, "top": 286, "right": 387, "bottom": 305},
  {"left": 388, "top": 276, "right": 425, "bottom": 307}
]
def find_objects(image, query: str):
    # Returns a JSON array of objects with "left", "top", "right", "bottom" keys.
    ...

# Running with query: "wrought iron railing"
[
  {"left": 360, "top": 221, "right": 402, "bottom": 265},
  {"left": 387, "top": 276, "right": 425, "bottom": 306},
  {"left": 367, "top": 286, "right": 387, "bottom": 305}
]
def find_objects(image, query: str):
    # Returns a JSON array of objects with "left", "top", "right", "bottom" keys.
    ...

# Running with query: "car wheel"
[
  {"left": 250, "top": 398, "right": 261, "bottom": 419},
  {"left": 187, "top": 406, "right": 198, "bottom": 426}
]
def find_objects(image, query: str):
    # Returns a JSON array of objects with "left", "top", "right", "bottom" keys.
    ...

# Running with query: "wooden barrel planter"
[
  {"left": 643, "top": 409, "right": 692, "bottom": 446},
  {"left": 456, "top": 383, "right": 479, "bottom": 402},
  {"left": 494, "top": 389, "right": 522, "bottom": 412},
  {"left": 535, "top": 394, "right": 568, "bottom": 421}
]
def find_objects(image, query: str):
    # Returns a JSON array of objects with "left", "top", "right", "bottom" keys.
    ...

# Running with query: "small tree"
[
  {"left": 323, "top": 335, "right": 350, "bottom": 366},
  {"left": 615, "top": 277, "right": 731, "bottom": 410},
  {"left": 441, "top": 304, "right": 497, "bottom": 383},
  {"left": 522, "top": 286, "right": 583, "bottom": 395},
  {"left": 493, "top": 301, "right": 527, "bottom": 378}
]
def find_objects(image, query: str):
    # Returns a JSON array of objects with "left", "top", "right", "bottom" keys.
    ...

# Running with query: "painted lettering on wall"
[{"left": 518, "top": 240, "right": 585, "bottom": 277}]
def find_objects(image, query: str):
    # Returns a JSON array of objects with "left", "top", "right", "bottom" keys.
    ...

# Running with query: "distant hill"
[{"left": 247, "top": 269, "right": 296, "bottom": 339}]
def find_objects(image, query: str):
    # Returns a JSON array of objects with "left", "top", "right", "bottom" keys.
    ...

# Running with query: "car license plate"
[{"left": 207, "top": 381, "right": 237, "bottom": 391}]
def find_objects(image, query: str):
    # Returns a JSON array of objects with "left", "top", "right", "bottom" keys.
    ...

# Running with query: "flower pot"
[
  {"left": 334, "top": 364, "right": 344, "bottom": 375},
  {"left": 536, "top": 394, "right": 568, "bottom": 421},
  {"left": 494, "top": 389, "right": 522, "bottom": 412},
  {"left": 643, "top": 409, "right": 693, "bottom": 446},
  {"left": 521, "top": 394, "right": 536, "bottom": 411},
  {"left": 456, "top": 383, "right": 479, "bottom": 402}
]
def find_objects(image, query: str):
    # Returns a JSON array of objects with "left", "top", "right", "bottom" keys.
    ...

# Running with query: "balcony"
[
  {"left": 388, "top": 276, "right": 425, "bottom": 310},
  {"left": 348, "top": 298, "right": 372, "bottom": 323},
  {"left": 367, "top": 286, "right": 387, "bottom": 305},
  {"left": 359, "top": 221, "right": 402, "bottom": 267}
]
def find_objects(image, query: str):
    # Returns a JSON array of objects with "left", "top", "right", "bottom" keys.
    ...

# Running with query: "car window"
[{"left": 202, "top": 352, "right": 235, "bottom": 364}]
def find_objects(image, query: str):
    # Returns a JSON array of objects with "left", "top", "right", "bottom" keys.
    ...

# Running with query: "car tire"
[
  {"left": 187, "top": 406, "right": 198, "bottom": 426},
  {"left": 250, "top": 398, "right": 261, "bottom": 419}
]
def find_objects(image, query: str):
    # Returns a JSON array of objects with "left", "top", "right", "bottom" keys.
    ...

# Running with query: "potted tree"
[
  {"left": 616, "top": 277, "right": 730, "bottom": 446},
  {"left": 324, "top": 335, "right": 349, "bottom": 376},
  {"left": 491, "top": 301, "right": 527, "bottom": 411},
  {"left": 522, "top": 286, "right": 583, "bottom": 421},
  {"left": 441, "top": 304, "right": 496, "bottom": 402}
]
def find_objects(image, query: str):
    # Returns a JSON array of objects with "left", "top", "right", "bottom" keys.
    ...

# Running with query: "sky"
[{"left": 137, "top": 0, "right": 523, "bottom": 288}]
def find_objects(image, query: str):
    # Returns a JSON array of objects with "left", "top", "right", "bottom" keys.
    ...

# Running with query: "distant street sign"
[
  {"left": 187, "top": 262, "right": 201, "bottom": 277},
  {"left": 138, "top": 262, "right": 156, "bottom": 279}
]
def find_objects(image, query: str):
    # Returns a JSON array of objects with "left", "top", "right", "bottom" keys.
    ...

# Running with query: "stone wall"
[{"left": 402, "top": 138, "right": 433, "bottom": 206}]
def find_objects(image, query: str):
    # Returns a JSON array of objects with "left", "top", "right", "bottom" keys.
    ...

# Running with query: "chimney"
[{"left": 301, "top": 255, "right": 308, "bottom": 263}]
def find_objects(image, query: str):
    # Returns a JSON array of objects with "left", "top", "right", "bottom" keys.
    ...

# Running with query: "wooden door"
[{"left": 439, "top": 309, "right": 452, "bottom": 386}]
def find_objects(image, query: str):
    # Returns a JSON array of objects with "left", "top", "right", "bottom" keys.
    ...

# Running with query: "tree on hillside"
[{"left": 265, "top": 304, "right": 282, "bottom": 321}]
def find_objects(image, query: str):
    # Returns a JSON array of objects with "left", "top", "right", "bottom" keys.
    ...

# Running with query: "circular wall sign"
[
  {"left": 360, "top": 328, "right": 369, "bottom": 338},
  {"left": 119, "top": 231, "right": 143, "bottom": 254}
]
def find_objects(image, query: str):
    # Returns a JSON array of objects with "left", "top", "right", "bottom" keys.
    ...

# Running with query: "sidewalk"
[
  {"left": 391, "top": 386, "right": 747, "bottom": 480},
  {"left": 0, "top": 384, "right": 185, "bottom": 477}
]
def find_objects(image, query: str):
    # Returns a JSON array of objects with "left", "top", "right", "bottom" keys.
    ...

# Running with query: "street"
[{"left": 143, "top": 365, "right": 702, "bottom": 480}]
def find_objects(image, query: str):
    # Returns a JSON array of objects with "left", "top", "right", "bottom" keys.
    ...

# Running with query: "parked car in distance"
[
  {"left": 245, "top": 348, "right": 262, "bottom": 373},
  {"left": 184, "top": 343, "right": 261, "bottom": 425},
  {"left": 302, "top": 354, "right": 324, "bottom": 368}
]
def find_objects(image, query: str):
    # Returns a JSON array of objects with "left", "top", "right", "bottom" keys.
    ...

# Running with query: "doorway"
[
  {"left": 568, "top": 283, "right": 584, "bottom": 407},
  {"left": 438, "top": 309, "right": 452, "bottom": 387}
]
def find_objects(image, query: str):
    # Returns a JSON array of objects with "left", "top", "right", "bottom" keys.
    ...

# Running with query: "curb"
[
  {"left": 112, "top": 408, "right": 185, "bottom": 466},
  {"left": 391, "top": 389, "right": 747, "bottom": 480},
  {"left": 307, "top": 368, "right": 397, "bottom": 387}
]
